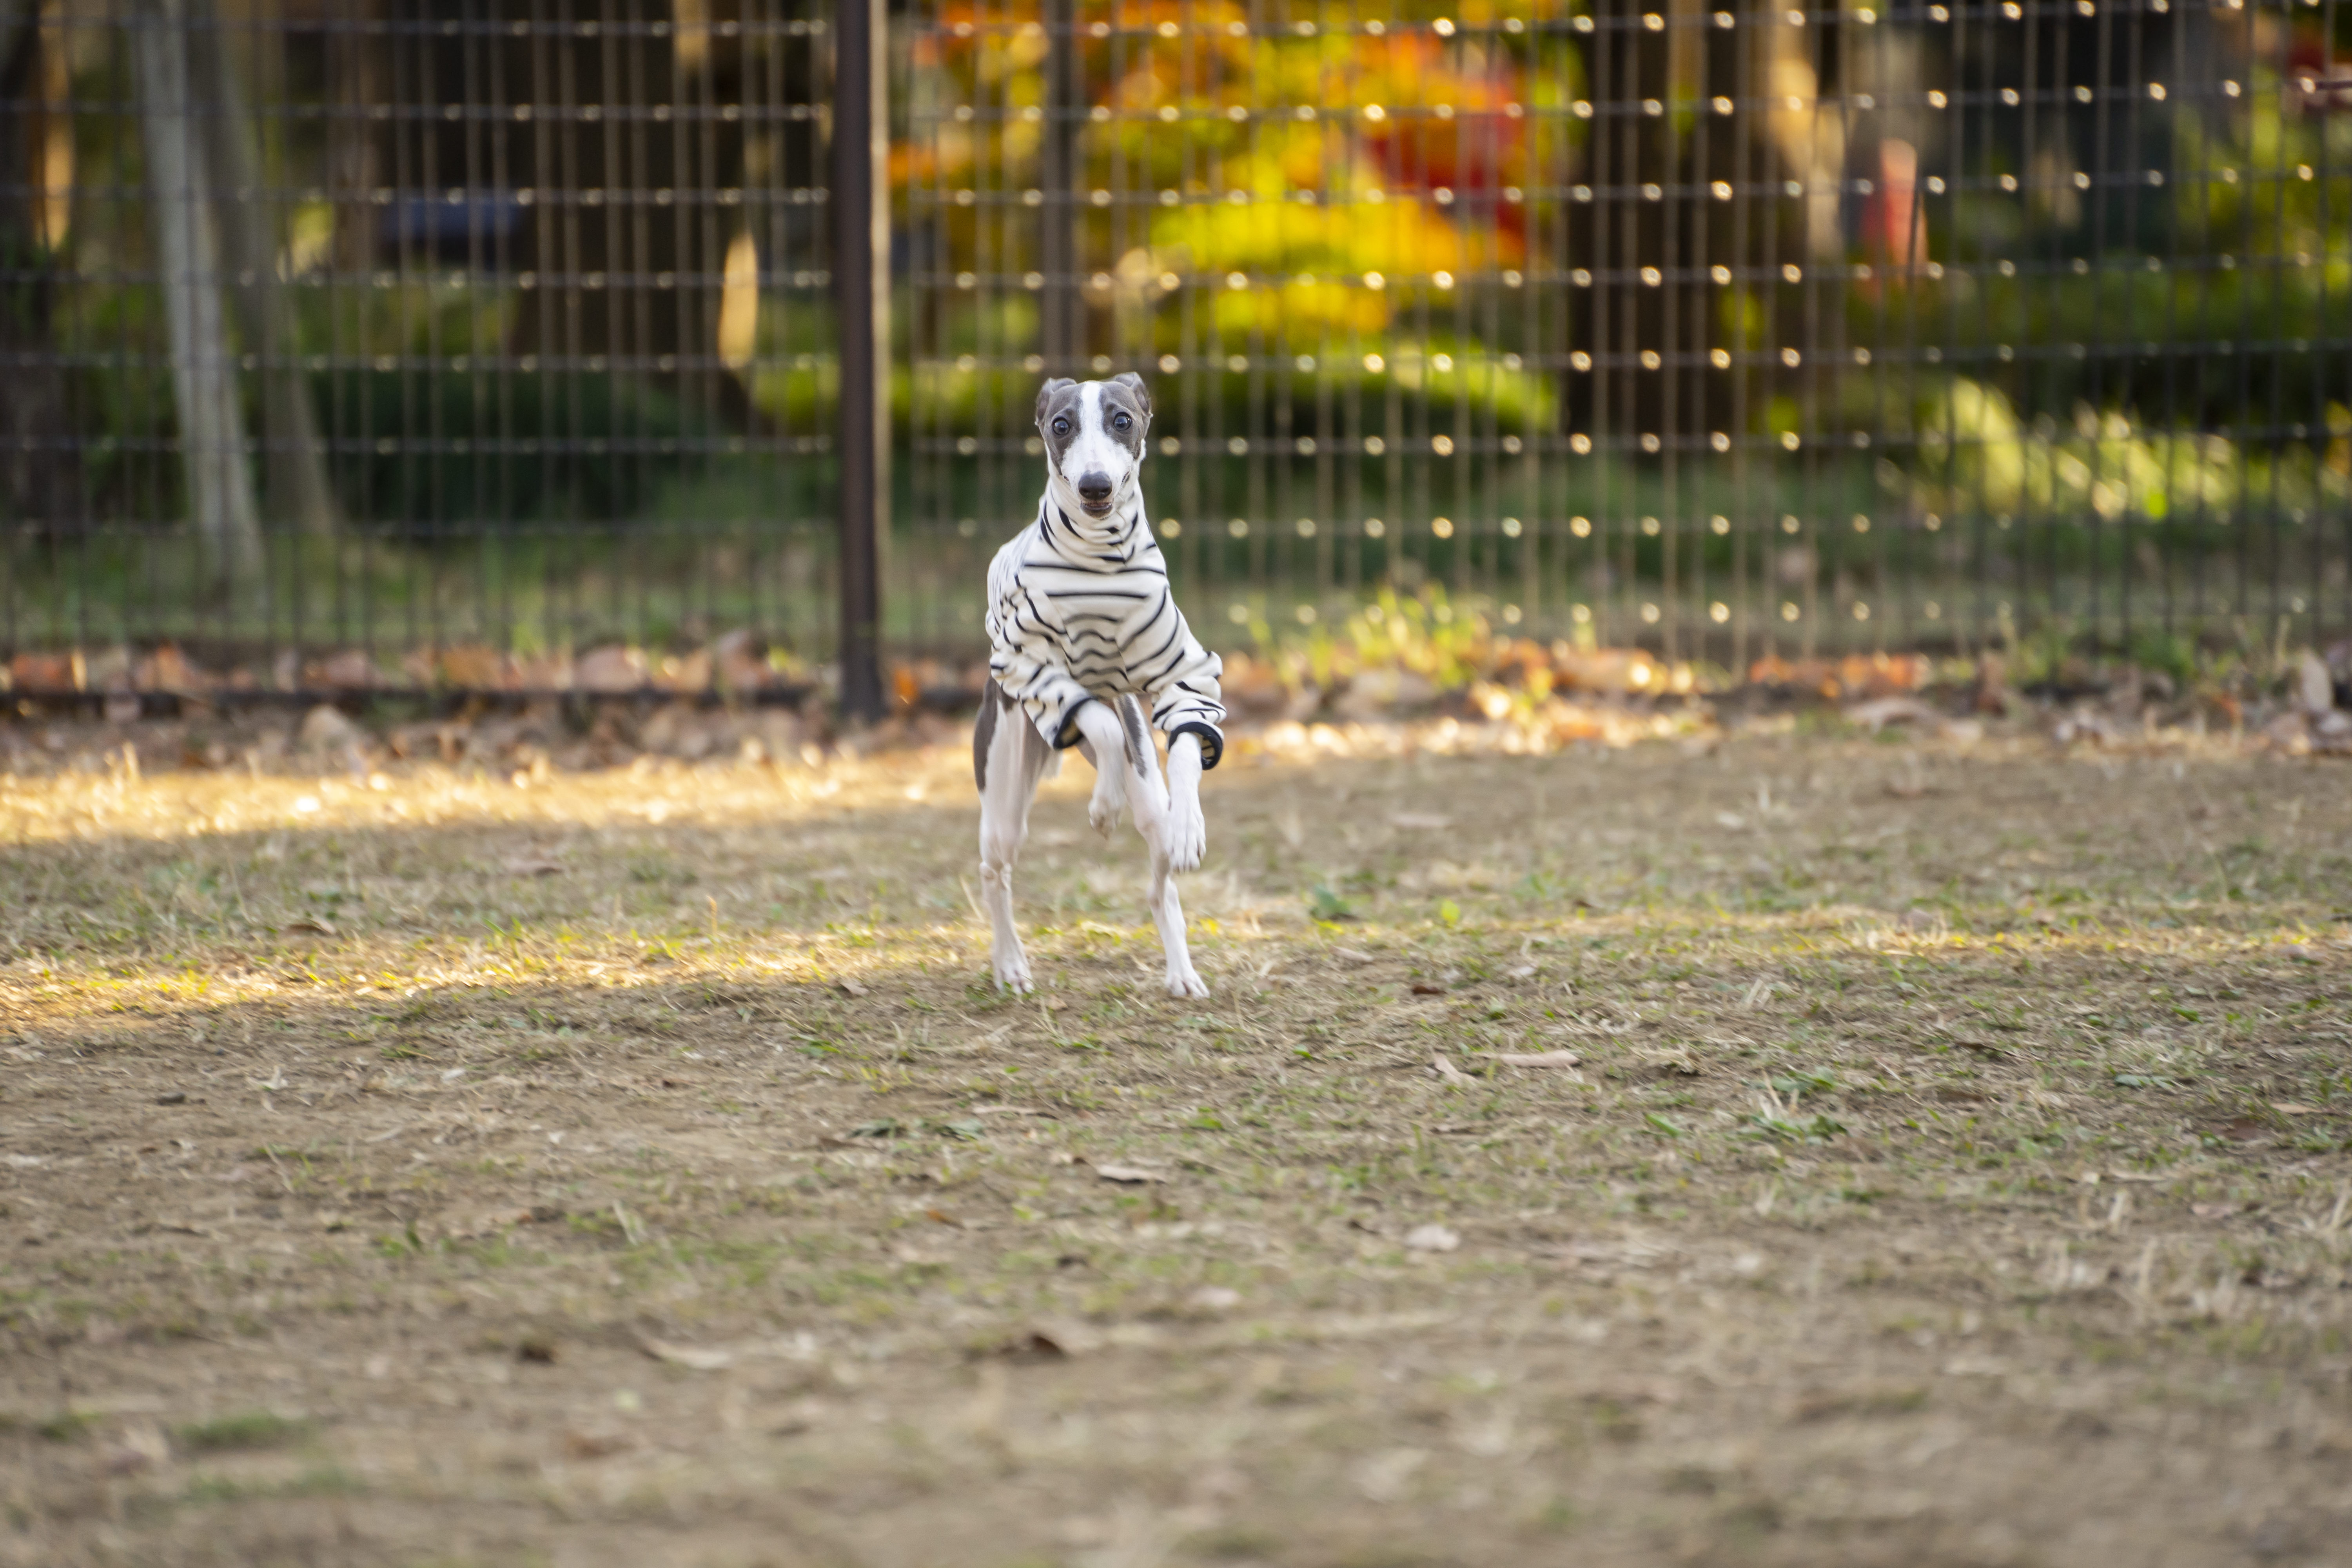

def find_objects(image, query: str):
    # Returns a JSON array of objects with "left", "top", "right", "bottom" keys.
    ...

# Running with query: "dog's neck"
[{"left": 1045, "top": 470, "right": 1147, "bottom": 548}]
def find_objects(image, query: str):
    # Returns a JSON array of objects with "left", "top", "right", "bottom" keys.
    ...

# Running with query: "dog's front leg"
[
  {"left": 1070, "top": 701, "right": 1131, "bottom": 841},
  {"left": 1076, "top": 733, "right": 1127, "bottom": 836},
  {"left": 1162, "top": 732, "right": 1207, "bottom": 873}
]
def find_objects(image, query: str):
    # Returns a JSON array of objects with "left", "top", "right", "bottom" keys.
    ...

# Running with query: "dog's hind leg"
[
  {"left": 975, "top": 681, "right": 1054, "bottom": 993},
  {"left": 1072, "top": 697, "right": 1208, "bottom": 998}
]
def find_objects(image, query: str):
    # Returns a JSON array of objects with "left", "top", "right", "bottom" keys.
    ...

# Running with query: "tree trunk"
[
  {"left": 325, "top": 0, "right": 380, "bottom": 281},
  {"left": 188, "top": 0, "right": 339, "bottom": 539},
  {"left": 132, "top": 0, "right": 264, "bottom": 606},
  {"left": 0, "top": 0, "right": 83, "bottom": 536}
]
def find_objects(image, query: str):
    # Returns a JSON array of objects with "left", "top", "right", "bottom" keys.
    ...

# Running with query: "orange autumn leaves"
[{"left": 909, "top": 2, "right": 1551, "bottom": 351}]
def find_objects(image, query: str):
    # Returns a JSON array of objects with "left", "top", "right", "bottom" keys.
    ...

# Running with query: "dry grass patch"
[{"left": 3, "top": 732, "right": 2351, "bottom": 1566}]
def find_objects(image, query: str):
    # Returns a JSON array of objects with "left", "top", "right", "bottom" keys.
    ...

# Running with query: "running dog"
[{"left": 973, "top": 374, "right": 1226, "bottom": 998}]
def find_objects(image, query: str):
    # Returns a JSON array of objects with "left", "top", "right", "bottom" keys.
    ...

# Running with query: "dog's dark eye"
[
  {"left": 1113, "top": 412, "right": 1131, "bottom": 431},
  {"left": 1051, "top": 416, "right": 1069, "bottom": 435}
]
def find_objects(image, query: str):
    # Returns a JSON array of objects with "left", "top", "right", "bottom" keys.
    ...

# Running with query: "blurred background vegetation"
[{"left": 0, "top": 0, "right": 2344, "bottom": 682}]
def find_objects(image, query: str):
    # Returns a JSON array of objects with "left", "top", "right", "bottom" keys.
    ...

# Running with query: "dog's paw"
[
  {"left": 1164, "top": 795, "right": 1207, "bottom": 873},
  {"left": 1165, "top": 962, "right": 1211, "bottom": 1000},
  {"left": 992, "top": 952, "right": 1034, "bottom": 994},
  {"left": 1087, "top": 773, "right": 1125, "bottom": 837}
]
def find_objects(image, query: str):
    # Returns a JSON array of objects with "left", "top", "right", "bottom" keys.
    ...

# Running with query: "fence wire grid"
[{"left": 1, "top": 0, "right": 2347, "bottom": 702}]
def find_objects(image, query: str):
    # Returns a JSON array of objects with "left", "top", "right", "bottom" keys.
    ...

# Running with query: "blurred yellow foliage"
[{"left": 1914, "top": 379, "right": 2240, "bottom": 522}]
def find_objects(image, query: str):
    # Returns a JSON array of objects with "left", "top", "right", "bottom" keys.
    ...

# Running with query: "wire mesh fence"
[
  {"left": 901, "top": 0, "right": 2352, "bottom": 668},
  {"left": 2, "top": 0, "right": 837, "bottom": 699},
  {"left": 0, "top": 0, "right": 2346, "bottom": 706}
]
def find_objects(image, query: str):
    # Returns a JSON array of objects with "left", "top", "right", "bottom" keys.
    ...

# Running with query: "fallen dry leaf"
[
  {"left": 283, "top": 916, "right": 336, "bottom": 936},
  {"left": 835, "top": 978, "right": 869, "bottom": 997},
  {"left": 2270, "top": 1102, "right": 2321, "bottom": 1116},
  {"left": 1844, "top": 695, "right": 1945, "bottom": 732},
  {"left": 562, "top": 1430, "right": 630, "bottom": 1459},
  {"left": 1410, "top": 981, "right": 1448, "bottom": 996},
  {"left": 103, "top": 1424, "right": 169, "bottom": 1476},
  {"left": 635, "top": 1332, "right": 733, "bottom": 1371},
  {"left": 1430, "top": 1054, "right": 1474, "bottom": 1085},
  {"left": 1494, "top": 1050, "right": 1582, "bottom": 1068},
  {"left": 1091, "top": 1162, "right": 1170, "bottom": 1185},
  {"left": 1354, "top": 1446, "right": 1430, "bottom": 1503},
  {"left": 1549, "top": 1238, "right": 1680, "bottom": 1270},
  {"left": 1000, "top": 1329, "right": 1073, "bottom": 1361},
  {"left": 1333, "top": 946, "right": 1378, "bottom": 964},
  {"left": 1403, "top": 1224, "right": 1461, "bottom": 1253},
  {"left": 1941, "top": 1356, "right": 2009, "bottom": 1378}
]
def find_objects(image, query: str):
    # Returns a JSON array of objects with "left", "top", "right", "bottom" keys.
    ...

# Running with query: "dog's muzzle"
[{"left": 1075, "top": 470, "right": 1115, "bottom": 516}]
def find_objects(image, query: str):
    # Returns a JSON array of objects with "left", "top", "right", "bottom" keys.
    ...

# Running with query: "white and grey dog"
[{"left": 975, "top": 374, "right": 1227, "bottom": 998}]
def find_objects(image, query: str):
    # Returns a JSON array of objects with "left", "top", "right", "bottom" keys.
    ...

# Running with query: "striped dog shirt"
[{"left": 986, "top": 379, "right": 1226, "bottom": 768}]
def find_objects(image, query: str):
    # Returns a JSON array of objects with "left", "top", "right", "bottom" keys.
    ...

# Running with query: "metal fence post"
[{"left": 833, "top": 0, "right": 888, "bottom": 722}]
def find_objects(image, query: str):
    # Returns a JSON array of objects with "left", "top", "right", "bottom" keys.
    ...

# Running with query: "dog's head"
[{"left": 1036, "top": 374, "right": 1151, "bottom": 523}]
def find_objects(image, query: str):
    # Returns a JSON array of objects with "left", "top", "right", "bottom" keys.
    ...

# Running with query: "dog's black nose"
[{"left": 1076, "top": 471, "right": 1113, "bottom": 504}]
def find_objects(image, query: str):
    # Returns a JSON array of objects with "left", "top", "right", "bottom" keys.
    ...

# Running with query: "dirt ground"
[{"left": 4, "top": 722, "right": 2352, "bottom": 1568}]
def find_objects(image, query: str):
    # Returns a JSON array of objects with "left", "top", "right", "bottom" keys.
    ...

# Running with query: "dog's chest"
[{"left": 1015, "top": 532, "right": 1167, "bottom": 673}]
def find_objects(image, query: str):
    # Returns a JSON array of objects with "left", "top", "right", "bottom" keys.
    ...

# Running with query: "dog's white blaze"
[{"left": 1048, "top": 382, "right": 1141, "bottom": 518}]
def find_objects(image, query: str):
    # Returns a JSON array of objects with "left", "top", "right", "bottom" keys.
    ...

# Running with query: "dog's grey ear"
[
  {"left": 1112, "top": 371, "right": 1151, "bottom": 422},
  {"left": 1034, "top": 377, "right": 1076, "bottom": 428}
]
